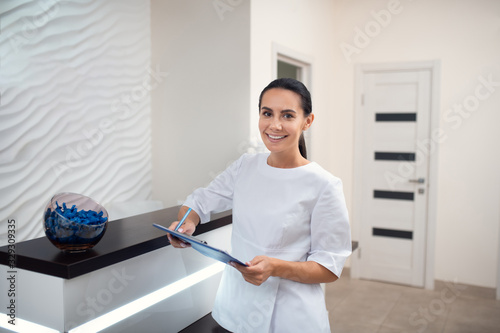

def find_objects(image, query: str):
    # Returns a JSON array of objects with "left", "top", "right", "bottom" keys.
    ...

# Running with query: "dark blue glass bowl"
[{"left": 43, "top": 193, "right": 108, "bottom": 253}]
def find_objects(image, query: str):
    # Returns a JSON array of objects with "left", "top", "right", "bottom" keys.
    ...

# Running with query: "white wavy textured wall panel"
[{"left": 0, "top": 0, "right": 153, "bottom": 245}]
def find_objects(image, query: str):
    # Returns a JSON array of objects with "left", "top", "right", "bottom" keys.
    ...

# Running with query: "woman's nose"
[{"left": 270, "top": 117, "right": 282, "bottom": 130}]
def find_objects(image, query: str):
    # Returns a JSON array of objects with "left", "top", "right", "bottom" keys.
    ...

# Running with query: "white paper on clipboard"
[{"left": 153, "top": 223, "right": 248, "bottom": 267}]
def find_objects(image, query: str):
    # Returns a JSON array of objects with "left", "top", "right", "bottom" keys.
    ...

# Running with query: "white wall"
[
  {"left": 0, "top": 0, "right": 152, "bottom": 245},
  {"left": 331, "top": 0, "right": 500, "bottom": 288},
  {"left": 151, "top": 0, "right": 251, "bottom": 207}
]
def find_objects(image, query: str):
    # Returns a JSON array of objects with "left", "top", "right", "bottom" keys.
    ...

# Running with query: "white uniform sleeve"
[
  {"left": 184, "top": 155, "right": 245, "bottom": 224},
  {"left": 307, "top": 178, "right": 352, "bottom": 278}
]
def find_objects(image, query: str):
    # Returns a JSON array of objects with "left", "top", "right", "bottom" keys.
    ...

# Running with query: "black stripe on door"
[
  {"left": 375, "top": 113, "right": 417, "bottom": 122},
  {"left": 374, "top": 190, "right": 414, "bottom": 201},
  {"left": 373, "top": 228, "right": 413, "bottom": 240},
  {"left": 374, "top": 152, "right": 416, "bottom": 161}
]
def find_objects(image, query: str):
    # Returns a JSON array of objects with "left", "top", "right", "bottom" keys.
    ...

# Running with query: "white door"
[{"left": 358, "top": 69, "right": 431, "bottom": 287}]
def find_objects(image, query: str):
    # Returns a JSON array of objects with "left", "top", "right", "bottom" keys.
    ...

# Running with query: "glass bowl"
[{"left": 43, "top": 192, "right": 108, "bottom": 253}]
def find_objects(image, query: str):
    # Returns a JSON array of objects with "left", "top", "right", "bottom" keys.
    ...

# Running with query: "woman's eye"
[
  {"left": 262, "top": 111, "right": 272, "bottom": 117},
  {"left": 283, "top": 113, "right": 294, "bottom": 119}
]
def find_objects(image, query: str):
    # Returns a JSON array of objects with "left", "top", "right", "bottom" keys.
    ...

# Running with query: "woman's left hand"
[
  {"left": 230, "top": 255, "right": 275, "bottom": 286},
  {"left": 231, "top": 256, "right": 338, "bottom": 285}
]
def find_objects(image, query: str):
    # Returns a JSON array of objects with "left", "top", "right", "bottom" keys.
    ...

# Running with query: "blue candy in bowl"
[{"left": 43, "top": 192, "right": 108, "bottom": 253}]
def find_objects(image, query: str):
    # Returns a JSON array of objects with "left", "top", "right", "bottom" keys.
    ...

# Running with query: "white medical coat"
[{"left": 185, "top": 153, "right": 351, "bottom": 333}]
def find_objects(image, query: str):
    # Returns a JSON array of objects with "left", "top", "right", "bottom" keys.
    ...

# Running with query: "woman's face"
[{"left": 259, "top": 88, "right": 313, "bottom": 157}]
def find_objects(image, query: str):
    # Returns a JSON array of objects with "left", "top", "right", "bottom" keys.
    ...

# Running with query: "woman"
[{"left": 168, "top": 78, "right": 351, "bottom": 332}]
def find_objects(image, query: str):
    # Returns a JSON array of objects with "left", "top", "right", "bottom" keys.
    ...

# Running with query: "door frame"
[
  {"left": 497, "top": 200, "right": 500, "bottom": 300},
  {"left": 351, "top": 61, "right": 441, "bottom": 290},
  {"left": 271, "top": 42, "right": 313, "bottom": 87}
]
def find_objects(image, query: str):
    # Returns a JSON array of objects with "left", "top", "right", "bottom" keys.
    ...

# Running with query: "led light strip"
[
  {"left": 0, "top": 262, "right": 225, "bottom": 333},
  {"left": 70, "top": 262, "right": 225, "bottom": 332}
]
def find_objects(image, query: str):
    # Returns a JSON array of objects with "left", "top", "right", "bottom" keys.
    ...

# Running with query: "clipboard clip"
[{"left": 180, "top": 238, "right": 207, "bottom": 245}]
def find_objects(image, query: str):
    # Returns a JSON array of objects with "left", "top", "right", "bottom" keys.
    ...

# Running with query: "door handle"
[{"left": 409, "top": 178, "right": 425, "bottom": 184}]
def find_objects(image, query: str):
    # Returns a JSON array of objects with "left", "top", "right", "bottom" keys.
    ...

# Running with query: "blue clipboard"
[{"left": 153, "top": 223, "right": 248, "bottom": 267}]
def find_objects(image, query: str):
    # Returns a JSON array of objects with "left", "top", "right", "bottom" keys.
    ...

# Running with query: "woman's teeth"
[{"left": 268, "top": 134, "right": 285, "bottom": 139}]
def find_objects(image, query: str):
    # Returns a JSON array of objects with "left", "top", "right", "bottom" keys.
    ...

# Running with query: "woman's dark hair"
[{"left": 258, "top": 78, "right": 312, "bottom": 159}]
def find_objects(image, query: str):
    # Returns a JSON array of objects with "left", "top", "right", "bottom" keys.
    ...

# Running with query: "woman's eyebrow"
[{"left": 261, "top": 106, "right": 297, "bottom": 113}]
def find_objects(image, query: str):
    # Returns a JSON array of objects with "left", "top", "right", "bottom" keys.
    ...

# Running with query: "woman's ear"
[{"left": 303, "top": 113, "right": 314, "bottom": 131}]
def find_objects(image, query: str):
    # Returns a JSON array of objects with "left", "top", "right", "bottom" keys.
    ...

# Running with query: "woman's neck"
[{"left": 267, "top": 152, "right": 309, "bottom": 169}]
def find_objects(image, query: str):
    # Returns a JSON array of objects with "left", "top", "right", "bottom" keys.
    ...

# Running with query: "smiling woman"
[{"left": 166, "top": 78, "right": 352, "bottom": 332}]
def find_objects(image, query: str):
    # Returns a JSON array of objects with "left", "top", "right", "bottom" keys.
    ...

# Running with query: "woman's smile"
[{"left": 266, "top": 133, "right": 288, "bottom": 142}]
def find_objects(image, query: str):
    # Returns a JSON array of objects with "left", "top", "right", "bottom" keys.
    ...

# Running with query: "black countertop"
[
  {"left": 0, "top": 206, "right": 232, "bottom": 279},
  {"left": 0, "top": 206, "right": 358, "bottom": 281}
]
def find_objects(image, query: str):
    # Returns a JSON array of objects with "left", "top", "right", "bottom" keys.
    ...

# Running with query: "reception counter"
[
  {"left": 0, "top": 206, "right": 358, "bottom": 333},
  {"left": 0, "top": 206, "right": 233, "bottom": 333}
]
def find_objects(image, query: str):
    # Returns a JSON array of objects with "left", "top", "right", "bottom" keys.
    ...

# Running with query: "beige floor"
[{"left": 325, "top": 272, "right": 500, "bottom": 333}]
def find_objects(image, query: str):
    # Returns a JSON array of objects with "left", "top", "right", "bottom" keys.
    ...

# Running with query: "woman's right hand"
[
  {"left": 167, "top": 206, "right": 200, "bottom": 248},
  {"left": 167, "top": 220, "right": 197, "bottom": 248}
]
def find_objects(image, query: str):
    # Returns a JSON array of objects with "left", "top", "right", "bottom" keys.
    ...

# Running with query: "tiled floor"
[{"left": 326, "top": 273, "right": 500, "bottom": 333}]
